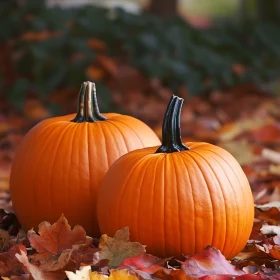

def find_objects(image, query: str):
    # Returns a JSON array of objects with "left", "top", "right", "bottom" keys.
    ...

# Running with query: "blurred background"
[{"left": 1, "top": 0, "right": 280, "bottom": 201}]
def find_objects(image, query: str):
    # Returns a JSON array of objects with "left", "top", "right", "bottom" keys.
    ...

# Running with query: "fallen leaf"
[
  {"left": 1, "top": 276, "right": 29, "bottom": 280},
  {"left": 200, "top": 273, "right": 268, "bottom": 280},
  {"left": 181, "top": 246, "right": 244, "bottom": 278},
  {"left": 66, "top": 266, "right": 139, "bottom": 280},
  {"left": 27, "top": 214, "right": 92, "bottom": 255},
  {"left": 15, "top": 249, "right": 66, "bottom": 280},
  {"left": 260, "top": 225, "right": 280, "bottom": 235},
  {"left": 153, "top": 268, "right": 196, "bottom": 280},
  {"left": 262, "top": 149, "right": 280, "bottom": 165},
  {"left": 31, "top": 249, "right": 73, "bottom": 272},
  {"left": 248, "top": 221, "right": 266, "bottom": 242},
  {"left": 268, "top": 245, "right": 280, "bottom": 260},
  {"left": 218, "top": 140, "right": 256, "bottom": 166},
  {"left": 93, "top": 227, "right": 146, "bottom": 267},
  {"left": 119, "top": 253, "right": 171, "bottom": 279},
  {"left": 0, "top": 229, "right": 27, "bottom": 252},
  {"left": 0, "top": 247, "right": 26, "bottom": 277},
  {"left": 65, "top": 265, "right": 92, "bottom": 280},
  {"left": 120, "top": 253, "right": 169, "bottom": 272},
  {"left": 251, "top": 124, "right": 280, "bottom": 144},
  {"left": 217, "top": 118, "right": 270, "bottom": 142},
  {"left": 11, "top": 215, "right": 97, "bottom": 278},
  {"left": 255, "top": 207, "right": 280, "bottom": 224}
]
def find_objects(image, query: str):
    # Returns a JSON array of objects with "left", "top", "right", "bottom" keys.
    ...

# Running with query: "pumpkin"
[
  {"left": 10, "top": 81, "right": 160, "bottom": 237},
  {"left": 97, "top": 95, "right": 254, "bottom": 259}
]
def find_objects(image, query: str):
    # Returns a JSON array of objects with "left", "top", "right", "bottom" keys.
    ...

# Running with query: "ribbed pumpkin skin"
[
  {"left": 10, "top": 112, "right": 160, "bottom": 237},
  {"left": 97, "top": 142, "right": 254, "bottom": 259}
]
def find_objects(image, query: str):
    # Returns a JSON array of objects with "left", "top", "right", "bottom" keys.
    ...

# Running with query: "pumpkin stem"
[
  {"left": 155, "top": 95, "right": 189, "bottom": 153},
  {"left": 71, "top": 81, "right": 107, "bottom": 123}
]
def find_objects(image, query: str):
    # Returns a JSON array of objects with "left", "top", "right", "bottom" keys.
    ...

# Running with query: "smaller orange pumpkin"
[{"left": 97, "top": 95, "right": 255, "bottom": 259}]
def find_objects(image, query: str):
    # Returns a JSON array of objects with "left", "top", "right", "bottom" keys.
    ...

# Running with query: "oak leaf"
[{"left": 93, "top": 227, "right": 146, "bottom": 267}]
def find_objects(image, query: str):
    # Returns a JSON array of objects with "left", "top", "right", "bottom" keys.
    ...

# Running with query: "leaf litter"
[{"left": 3, "top": 63, "right": 280, "bottom": 278}]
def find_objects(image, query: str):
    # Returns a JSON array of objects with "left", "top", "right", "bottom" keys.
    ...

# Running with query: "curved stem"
[
  {"left": 71, "top": 81, "right": 107, "bottom": 123},
  {"left": 159, "top": 95, "right": 176, "bottom": 151},
  {"left": 155, "top": 95, "right": 189, "bottom": 154},
  {"left": 71, "top": 82, "right": 87, "bottom": 123},
  {"left": 175, "top": 98, "right": 189, "bottom": 151}
]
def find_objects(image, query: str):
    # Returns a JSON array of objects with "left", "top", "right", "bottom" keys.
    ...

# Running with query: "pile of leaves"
[
  {"left": 2, "top": 0, "right": 280, "bottom": 114},
  {"left": 2, "top": 205, "right": 280, "bottom": 279}
]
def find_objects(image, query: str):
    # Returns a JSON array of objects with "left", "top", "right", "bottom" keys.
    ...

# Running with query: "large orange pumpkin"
[
  {"left": 97, "top": 95, "right": 254, "bottom": 259},
  {"left": 10, "top": 81, "right": 160, "bottom": 237}
]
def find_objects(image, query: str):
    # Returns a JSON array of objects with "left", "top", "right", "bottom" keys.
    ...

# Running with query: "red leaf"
[
  {"left": 250, "top": 124, "right": 280, "bottom": 144},
  {"left": 181, "top": 246, "right": 244, "bottom": 278},
  {"left": 120, "top": 253, "right": 170, "bottom": 273},
  {"left": 201, "top": 273, "right": 268, "bottom": 280}
]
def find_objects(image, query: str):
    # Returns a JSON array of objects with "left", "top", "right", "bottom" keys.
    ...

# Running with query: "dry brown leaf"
[
  {"left": 93, "top": 227, "right": 146, "bottom": 267},
  {"left": 0, "top": 245, "right": 27, "bottom": 277},
  {"left": 15, "top": 249, "right": 66, "bottom": 280},
  {"left": 255, "top": 207, "right": 280, "bottom": 224},
  {"left": 27, "top": 214, "right": 92, "bottom": 255}
]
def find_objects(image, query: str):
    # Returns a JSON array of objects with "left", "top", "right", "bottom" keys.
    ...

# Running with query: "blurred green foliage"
[{"left": 1, "top": 0, "right": 280, "bottom": 112}]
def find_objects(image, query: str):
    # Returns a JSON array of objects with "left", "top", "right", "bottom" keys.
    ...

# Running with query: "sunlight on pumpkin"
[{"left": 66, "top": 266, "right": 139, "bottom": 280}]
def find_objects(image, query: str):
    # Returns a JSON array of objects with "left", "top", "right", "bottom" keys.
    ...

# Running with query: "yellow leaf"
[
  {"left": 66, "top": 267, "right": 139, "bottom": 280},
  {"left": 105, "top": 270, "right": 138, "bottom": 280}
]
